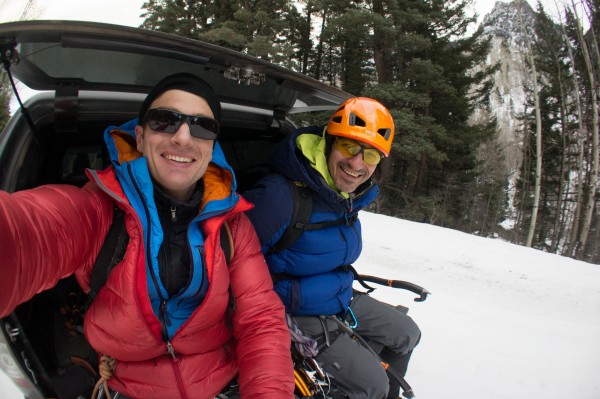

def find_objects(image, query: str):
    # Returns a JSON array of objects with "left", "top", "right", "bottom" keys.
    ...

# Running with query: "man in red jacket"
[{"left": 0, "top": 73, "right": 294, "bottom": 399}]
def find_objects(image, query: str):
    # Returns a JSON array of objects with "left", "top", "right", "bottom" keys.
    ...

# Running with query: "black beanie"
[{"left": 138, "top": 73, "right": 221, "bottom": 123}]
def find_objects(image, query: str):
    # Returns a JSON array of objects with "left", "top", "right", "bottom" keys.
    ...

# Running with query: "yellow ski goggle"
[{"left": 333, "top": 137, "right": 384, "bottom": 165}]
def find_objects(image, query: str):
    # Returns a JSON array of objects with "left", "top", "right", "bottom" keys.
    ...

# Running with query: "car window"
[
  {"left": 16, "top": 41, "right": 341, "bottom": 113},
  {"left": 59, "top": 145, "right": 106, "bottom": 186}
]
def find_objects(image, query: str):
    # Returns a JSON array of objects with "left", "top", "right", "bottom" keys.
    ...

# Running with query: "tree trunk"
[
  {"left": 314, "top": 8, "right": 328, "bottom": 81},
  {"left": 515, "top": 117, "right": 531, "bottom": 244},
  {"left": 559, "top": 7, "right": 586, "bottom": 257},
  {"left": 372, "top": 0, "right": 392, "bottom": 83},
  {"left": 589, "top": 203, "right": 600, "bottom": 263},
  {"left": 550, "top": 58, "right": 568, "bottom": 254},
  {"left": 572, "top": 1, "right": 599, "bottom": 260},
  {"left": 567, "top": 142, "right": 586, "bottom": 256},
  {"left": 301, "top": 3, "right": 313, "bottom": 75},
  {"left": 519, "top": 6, "right": 543, "bottom": 248}
]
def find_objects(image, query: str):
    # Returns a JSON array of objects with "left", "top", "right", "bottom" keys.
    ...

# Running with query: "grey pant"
[{"left": 294, "top": 293, "right": 421, "bottom": 399}]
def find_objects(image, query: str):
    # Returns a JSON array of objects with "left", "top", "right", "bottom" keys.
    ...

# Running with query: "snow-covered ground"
[
  {"left": 356, "top": 212, "right": 600, "bottom": 399},
  {"left": 2, "top": 211, "right": 600, "bottom": 398}
]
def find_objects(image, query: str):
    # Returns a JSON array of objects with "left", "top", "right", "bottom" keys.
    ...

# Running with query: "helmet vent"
[
  {"left": 378, "top": 128, "right": 392, "bottom": 140},
  {"left": 348, "top": 112, "right": 366, "bottom": 127},
  {"left": 331, "top": 116, "right": 343, "bottom": 123}
]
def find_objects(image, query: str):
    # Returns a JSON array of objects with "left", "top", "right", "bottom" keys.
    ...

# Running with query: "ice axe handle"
[{"left": 358, "top": 275, "right": 431, "bottom": 302}]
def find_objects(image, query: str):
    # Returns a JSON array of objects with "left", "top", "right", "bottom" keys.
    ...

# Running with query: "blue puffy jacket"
[{"left": 244, "top": 126, "right": 379, "bottom": 316}]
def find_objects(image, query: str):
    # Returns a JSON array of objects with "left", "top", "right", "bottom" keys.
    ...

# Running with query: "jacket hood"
[
  {"left": 271, "top": 126, "right": 332, "bottom": 195},
  {"left": 103, "top": 118, "right": 240, "bottom": 215}
]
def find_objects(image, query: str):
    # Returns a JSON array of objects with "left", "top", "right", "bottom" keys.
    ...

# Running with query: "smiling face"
[
  {"left": 135, "top": 89, "right": 215, "bottom": 201},
  {"left": 327, "top": 139, "right": 377, "bottom": 194}
]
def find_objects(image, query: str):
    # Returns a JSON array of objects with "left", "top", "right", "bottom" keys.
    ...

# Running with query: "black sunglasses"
[{"left": 144, "top": 108, "right": 220, "bottom": 140}]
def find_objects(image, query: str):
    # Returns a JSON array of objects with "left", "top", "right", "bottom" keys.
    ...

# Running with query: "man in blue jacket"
[{"left": 244, "top": 97, "right": 421, "bottom": 399}]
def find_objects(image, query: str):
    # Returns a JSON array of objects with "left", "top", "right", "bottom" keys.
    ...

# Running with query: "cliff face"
[{"left": 470, "top": 0, "right": 539, "bottom": 220}]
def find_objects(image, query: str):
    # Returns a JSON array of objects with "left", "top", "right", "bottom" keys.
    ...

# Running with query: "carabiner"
[{"left": 346, "top": 306, "right": 358, "bottom": 329}]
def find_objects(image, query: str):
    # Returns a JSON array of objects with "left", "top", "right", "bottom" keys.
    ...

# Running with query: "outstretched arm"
[{"left": 0, "top": 183, "right": 113, "bottom": 317}]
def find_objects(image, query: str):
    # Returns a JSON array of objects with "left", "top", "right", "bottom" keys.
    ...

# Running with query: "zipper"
[
  {"left": 94, "top": 168, "right": 190, "bottom": 399},
  {"left": 160, "top": 301, "right": 171, "bottom": 327},
  {"left": 170, "top": 355, "right": 188, "bottom": 399},
  {"left": 166, "top": 342, "right": 188, "bottom": 399},
  {"left": 126, "top": 164, "right": 170, "bottom": 342}
]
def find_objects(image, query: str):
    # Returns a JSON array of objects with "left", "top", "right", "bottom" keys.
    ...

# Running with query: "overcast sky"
[
  {"left": 0, "top": 0, "right": 569, "bottom": 28},
  {"left": 0, "top": 0, "right": 146, "bottom": 26}
]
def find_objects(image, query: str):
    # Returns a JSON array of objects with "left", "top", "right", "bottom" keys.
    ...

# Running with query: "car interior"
[{"left": 0, "top": 91, "right": 305, "bottom": 398}]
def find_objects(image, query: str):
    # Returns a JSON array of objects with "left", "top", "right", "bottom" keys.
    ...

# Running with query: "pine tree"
[
  {"left": 365, "top": 0, "right": 494, "bottom": 229},
  {"left": 141, "top": 0, "right": 301, "bottom": 62}
]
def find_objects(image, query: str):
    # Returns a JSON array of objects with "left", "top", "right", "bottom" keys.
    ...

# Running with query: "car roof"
[{"left": 0, "top": 20, "right": 351, "bottom": 116}]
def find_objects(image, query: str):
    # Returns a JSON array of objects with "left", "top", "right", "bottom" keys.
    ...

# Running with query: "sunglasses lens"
[
  {"left": 335, "top": 138, "right": 382, "bottom": 165},
  {"left": 335, "top": 139, "right": 361, "bottom": 157},
  {"left": 362, "top": 149, "right": 382, "bottom": 165},
  {"left": 189, "top": 116, "right": 219, "bottom": 140},
  {"left": 146, "top": 109, "right": 182, "bottom": 133}
]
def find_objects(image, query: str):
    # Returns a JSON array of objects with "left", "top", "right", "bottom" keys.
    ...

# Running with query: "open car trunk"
[{"left": 0, "top": 20, "right": 351, "bottom": 399}]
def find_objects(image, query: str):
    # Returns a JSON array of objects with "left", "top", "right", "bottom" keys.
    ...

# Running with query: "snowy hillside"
[{"left": 355, "top": 212, "right": 600, "bottom": 399}]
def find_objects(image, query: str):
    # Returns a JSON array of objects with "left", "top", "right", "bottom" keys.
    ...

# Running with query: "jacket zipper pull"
[
  {"left": 170, "top": 206, "right": 177, "bottom": 222},
  {"left": 166, "top": 341, "right": 177, "bottom": 359}
]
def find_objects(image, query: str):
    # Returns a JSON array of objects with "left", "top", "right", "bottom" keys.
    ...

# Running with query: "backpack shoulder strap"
[
  {"left": 220, "top": 220, "right": 236, "bottom": 331},
  {"left": 267, "top": 181, "right": 313, "bottom": 255},
  {"left": 266, "top": 180, "right": 359, "bottom": 255},
  {"left": 89, "top": 207, "right": 129, "bottom": 301},
  {"left": 220, "top": 220, "right": 234, "bottom": 264}
]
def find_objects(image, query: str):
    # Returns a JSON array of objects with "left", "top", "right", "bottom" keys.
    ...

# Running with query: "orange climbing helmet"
[{"left": 326, "top": 97, "right": 395, "bottom": 157}]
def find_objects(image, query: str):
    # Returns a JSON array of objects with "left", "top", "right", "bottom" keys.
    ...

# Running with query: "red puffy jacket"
[{"left": 0, "top": 166, "right": 294, "bottom": 399}]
